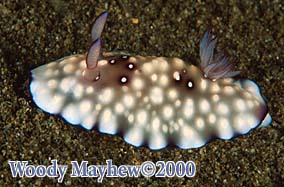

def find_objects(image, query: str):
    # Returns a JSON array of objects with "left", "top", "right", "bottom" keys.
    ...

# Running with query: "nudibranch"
[{"left": 30, "top": 12, "right": 272, "bottom": 150}]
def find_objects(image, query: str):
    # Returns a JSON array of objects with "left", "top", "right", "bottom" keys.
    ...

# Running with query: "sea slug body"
[{"left": 30, "top": 12, "right": 272, "bottom": 150}]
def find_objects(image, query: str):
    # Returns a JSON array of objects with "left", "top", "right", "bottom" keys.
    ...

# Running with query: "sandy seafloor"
[{"left": 1, "top": 0, "right": 284, "bottom": 186}]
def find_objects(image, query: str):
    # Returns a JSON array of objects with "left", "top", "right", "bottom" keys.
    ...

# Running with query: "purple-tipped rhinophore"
[
  {"left": 199, "top": 31, "right": 240, "bottom": 80},
  {"left": 86, "top": 39, "right": 102, "bottom": 69},
  {"left": 91, "top": 11, "right": 108, "bottom": 41}
]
